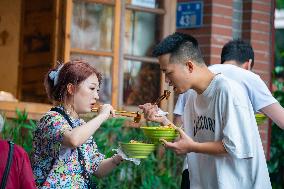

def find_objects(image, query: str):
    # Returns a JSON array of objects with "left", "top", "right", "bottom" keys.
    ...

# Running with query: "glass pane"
[
  {"left": 124, "top": 0, "right": 161, "bottom": 8},
  {"left": 71, "top": 2, "right": 114, "bottom": 51},
  {"left": 124, "top": 10, "right": 161, "bottom": 56},
  {"left": 70, "top": 53, "right": 112, "bottom": 103},
  {"left": 123, "top": 60, "right": 160, "bottom": 106}
]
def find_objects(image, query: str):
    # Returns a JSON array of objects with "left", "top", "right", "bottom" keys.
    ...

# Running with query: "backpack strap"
[
  {"left": 0, "top": 141, "right": 14, "bottom": 189},
  {"left": 50, "top": 107, "right": 73, "bottom": 128}
]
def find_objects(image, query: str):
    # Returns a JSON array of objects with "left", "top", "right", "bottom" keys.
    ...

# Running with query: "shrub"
[{"left": 1, "top": 109, "right": 36, "bottom": 153}]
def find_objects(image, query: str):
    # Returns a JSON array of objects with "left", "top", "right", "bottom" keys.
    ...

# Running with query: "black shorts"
[{"left": 180, "top": 169, "right": 190, "bottom": 189}]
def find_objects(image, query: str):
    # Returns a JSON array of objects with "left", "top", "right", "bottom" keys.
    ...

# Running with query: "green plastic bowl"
[
  {"left": 140, "top": 126, "right": 179, "bottom": 143},
  {"left": 255, "top": 113, "right": 267, "bottom": 125},
  {"left": 120, "top": 142, "right": 156, "bottom": 159}
]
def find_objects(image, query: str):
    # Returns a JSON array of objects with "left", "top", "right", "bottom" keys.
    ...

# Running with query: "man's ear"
[
  {"left": 67, "top": 83, "right": 75, "bottom": 95},
  {"left": 185, "top": 61, "right": 194, "bottom": 73},
  {"left": 241, "top": 60, "right": 252, "bottom": 70}
]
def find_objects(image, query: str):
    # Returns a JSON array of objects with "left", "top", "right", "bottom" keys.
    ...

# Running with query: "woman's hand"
[
  {"left": 63, "top": 104, "right": 115, "bottom": 148},
  {"left": 94, "top": 154, "right": 123, "bottom": 178},
  {"left": 98, "top": 104, "right": 116, "bottom": 120},
  {"left": 138, "top": 103, "right": 171, "bottom": 125}
]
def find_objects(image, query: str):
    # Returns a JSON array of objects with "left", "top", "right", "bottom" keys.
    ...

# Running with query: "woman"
[{"left": 32, "top": 60, "right": 123, "bottom": 188}]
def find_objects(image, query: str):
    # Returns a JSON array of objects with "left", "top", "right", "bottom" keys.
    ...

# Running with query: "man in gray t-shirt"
[{"left": 139, "top": 33, "right": 271, "bottom": 189}]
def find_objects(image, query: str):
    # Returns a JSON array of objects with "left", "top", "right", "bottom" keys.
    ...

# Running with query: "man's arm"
[
  {"left": 260, "top": 102, "right": 284, "bottom": 129},
  {"left": 161, "top": 126, "right": 227, "bottom": 155}
]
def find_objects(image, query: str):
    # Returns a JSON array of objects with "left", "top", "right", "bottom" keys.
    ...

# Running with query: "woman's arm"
[
  {"left": 193, "top": 141, "right": 227, "bottom": 155},
  {"left": 63, "top": 104, "right": 114, "bottom": 148}
]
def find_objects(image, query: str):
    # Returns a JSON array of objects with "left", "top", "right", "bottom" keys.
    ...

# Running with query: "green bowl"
[
  {"left": 120, "top": 142, "right": 156, "bottom": 159},
  {"left": 255, "top": 113, "right": 267, "bottom": 125},
  {"left": 140, "top": 126, "right": 179, "bottom": 143}
]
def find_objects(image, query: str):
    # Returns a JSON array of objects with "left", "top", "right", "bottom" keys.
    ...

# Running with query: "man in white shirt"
[
  {"left": 174, "top": 39, "right": 284, "bottom": 188},
  {"left": 174, "top": 39, "right": 284, "bottom": 129},
  {"left": 139, "top": 33, "right": 271, "bottom": 189}
]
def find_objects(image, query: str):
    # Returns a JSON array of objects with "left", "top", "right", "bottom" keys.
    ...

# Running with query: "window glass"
[
  {"left": 232, "top": 0, "right": 243, "bottom": 39},
  {"left": 124, "top": 0, "right": 160, "bottom": 8},
  {"left": 124, "top": 10, "right": 160, "bottom": 56},
  {"left": 123, "top": 60, "right": 160, "bottom": 106},
  {"left": 71, "top": 2, "right": 114, "bottom": 51}
]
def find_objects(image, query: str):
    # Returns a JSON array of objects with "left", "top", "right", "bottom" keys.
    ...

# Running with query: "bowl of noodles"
[
  {"left": 120, "top": 140, "right": 156, "bottom": 159},
  {"left": 140, "top": 125, "right": 179, "bottom": 143},
  {"left": 255, "top": 113, "right": 267, "bottom": 125}
]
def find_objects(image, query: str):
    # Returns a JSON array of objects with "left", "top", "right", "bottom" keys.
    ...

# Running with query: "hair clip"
[{"left": 49, "top": 65, "right": 63, "bottom": 86}]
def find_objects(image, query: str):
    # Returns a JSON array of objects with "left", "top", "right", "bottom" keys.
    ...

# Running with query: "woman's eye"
[
  {"left": 166, "top": 72, "right": 172, "bottom": 75},
  {"left": 90, "top": 88, "right": 95, "bottom": 90}
]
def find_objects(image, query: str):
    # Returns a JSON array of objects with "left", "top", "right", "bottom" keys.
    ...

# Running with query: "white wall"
[{"left": 275, "top": 9, "right": 284, "bottom": 29}]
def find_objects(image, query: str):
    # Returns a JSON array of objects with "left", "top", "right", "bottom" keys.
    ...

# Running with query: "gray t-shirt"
[{"left": 183, "top": 74, "right": 271, "bottom": 189}]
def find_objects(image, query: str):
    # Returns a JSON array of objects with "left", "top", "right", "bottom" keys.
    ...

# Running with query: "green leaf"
[{"left": 21, "top": 123, "right": 34, "bottom": 130}]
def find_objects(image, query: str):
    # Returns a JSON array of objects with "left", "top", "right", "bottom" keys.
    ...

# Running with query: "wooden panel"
[
  {"left": 0, "top": 101, "right": 52, "bottom": 120},
  {"left": 21, "top": 66, "right": 49, "bottom": 84},
  {"left": 18, "top": 0, "right": 56, "bottom": 102},
  {"left": 160, "top": 0, "right": 177, "bottom": 121},
  {"left": 52, "top": 0, "right": 61, "bottom": 66},
  {"left": 71, "top": 48, "right": 113, "bottom": 57},
  {"left": 75, "top": 0, "right": 115, "bottom": 6},
  {"left": 125, "top": 4, "right": 165, "bottom": 14},
  {"left": 111, "top": 0, "right": 122, "bottom": 108},
  {"left": 124, "top": 54, "right": 159, "bottom": 64},
  {"left": 22, "top": 82, "right": 46, "bottom": 95},
  {"left": 63, "top": 0, "right": 73, "bottom": 62}
]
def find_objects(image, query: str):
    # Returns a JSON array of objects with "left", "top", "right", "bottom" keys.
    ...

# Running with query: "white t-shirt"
[
  {"left": 174, "top": 89, "right": 192, "bottom": 115},
  {"left": 174, "top": 64, "right": 277, "bottom": 115},
  {"left": 183, "top": 74, "right": 271, "bottom": 189}
]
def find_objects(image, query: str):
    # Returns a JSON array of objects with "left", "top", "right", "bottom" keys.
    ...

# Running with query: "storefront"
[
  {"left": 0, "top": 0, "right": 275, "bottom": 157},
  {"left": 15, "top": 0, "right": 176, "bottom": 118}
]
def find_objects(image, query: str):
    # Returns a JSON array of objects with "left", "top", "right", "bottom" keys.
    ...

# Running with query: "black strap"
[
  {"left": 180, "top": 169, "right": 190, "bottom": 189},
  {"left": 0, "top": 141, "right": 14, "bottom": 189},
  {"left": 50, "top": 107, "right": 95, "bottom": 188},
  {"left": 50, "top": 107, "right": 73, "bottom": 128}
]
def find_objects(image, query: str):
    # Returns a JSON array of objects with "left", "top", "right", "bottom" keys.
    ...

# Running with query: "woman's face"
[{"left": 73, "top": 74, "right": 100, "bottom": 114}]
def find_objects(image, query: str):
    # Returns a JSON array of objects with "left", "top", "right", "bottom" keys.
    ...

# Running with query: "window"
[{"left": 64, "top": 0, "right": 175, "bottom": 114}]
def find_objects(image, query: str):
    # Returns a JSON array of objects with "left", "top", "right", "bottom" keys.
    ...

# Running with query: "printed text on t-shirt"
[{"left": 193, "top": 116, "right": 215, "bottom": 136}]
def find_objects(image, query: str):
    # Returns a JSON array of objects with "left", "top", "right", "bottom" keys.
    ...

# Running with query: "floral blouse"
[{"left": 31, "top": 106, "right": 105, "bottom": 188}]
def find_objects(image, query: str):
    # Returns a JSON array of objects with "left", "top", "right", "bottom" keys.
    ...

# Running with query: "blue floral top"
[{"left": 31, "top": 106, "right": 105, "bottom": 188}]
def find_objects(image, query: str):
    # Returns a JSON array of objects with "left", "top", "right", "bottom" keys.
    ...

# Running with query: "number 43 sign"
[{"left": 176, "top": 1, "right": 203, "bottom": 29}]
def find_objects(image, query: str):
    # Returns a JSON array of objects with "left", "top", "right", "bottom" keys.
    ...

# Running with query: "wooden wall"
[
  {"left": 18, "top": 0, "right": 59, "bottom": 103},
  {"left": 0, "top": 0, "right": 21, "bottom": 96}
]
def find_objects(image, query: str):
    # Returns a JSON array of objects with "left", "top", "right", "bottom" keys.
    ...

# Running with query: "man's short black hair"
[
  {"left": 152, "top": 32, "right": 199, "bottom": 57},
  {"left": 221, "top": 39, "right": 254, "bottom": 68}
]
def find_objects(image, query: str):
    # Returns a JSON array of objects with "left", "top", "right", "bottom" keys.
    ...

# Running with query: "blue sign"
[{"left": 176, "top": 1, "right": 203, "bottom": 29}]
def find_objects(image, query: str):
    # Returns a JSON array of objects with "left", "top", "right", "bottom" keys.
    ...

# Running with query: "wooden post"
[
  {"left": 112, "top": 0, "right": 122, "bottom": 109},
  {"left": 160, "top": 0, "right": 176, "bottom": 121},
  {"left": 63, "top": 0, "right": 72, "bottom": 62}
]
